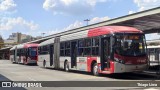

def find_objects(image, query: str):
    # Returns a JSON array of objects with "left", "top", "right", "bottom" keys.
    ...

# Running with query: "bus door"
[
  {"left": 49, "top": 45, "right": 54, "bottom": 66},
  {"left": 101, "top": 37, "right": 110, "bottom": 70},
  {"left": 26, "top": 48, "right": 29, "bottom": 63},
  {"left": 19, "top": 49, "right": 21, "bottom": 63},
  {"left": 14, "top": 47, "right": 17, "bottom": 63},
  {"left": 13, "top": 50, "right": 16, "bottom": 62},
  {"left": 71, "top": 41, "right": 77, "bottom": 68}
]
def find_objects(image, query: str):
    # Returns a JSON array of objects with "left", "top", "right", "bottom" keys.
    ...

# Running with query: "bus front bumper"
[
  {"left": 114, "top": 62, "right": 148, "bottom": 73},
  {"left": 27, "top": 59, "right": 37, "bottom": 64}
]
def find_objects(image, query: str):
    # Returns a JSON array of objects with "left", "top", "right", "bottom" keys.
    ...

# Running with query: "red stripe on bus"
[
  {"left": 110, "top": 61, "right": 114, "bottom": 73},
  {"left": 87, "top": 57, "right": 97, "bottom": 72}
]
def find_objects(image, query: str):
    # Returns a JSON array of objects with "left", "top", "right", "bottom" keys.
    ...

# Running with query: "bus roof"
[
  {"left": 39, "top": 38, "right": 55, "bottom": 47},
  {"left": 16, "top": 44, "right": 24, "bottom": 49},
  {"left": 10, "top": 45, "right": 17, "bottom": 50},
  {"left": 24, "top": 43, "right": 39, "bottom": 48},
  {"left": 60, "top": 26, "right": 142, "bottom": 42},
  {"left": 147, "top": 45, "right": 160, "bottom": 49},
  {"left": 88, "top": 26, "right": 142, "bottom": 37}
]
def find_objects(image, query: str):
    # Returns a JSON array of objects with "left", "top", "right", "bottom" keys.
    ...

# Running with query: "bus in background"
[
  {"left": 10, "top": 46, "right": 17, "bottom": 63},
  {"left": 38, "top": 39, "right": 54, "bottom": 68},
  {"left": 10, "top": 43, "right": 39, "bottom": 65},
  {"left": 147, "top": 45, "right": 160, "bottom": 66},
  {"left": 22, "top": 44, "right": 39, "bottom": 65},
  {"left": 38, "top": 26, "right": 148, "bottom": 75}
]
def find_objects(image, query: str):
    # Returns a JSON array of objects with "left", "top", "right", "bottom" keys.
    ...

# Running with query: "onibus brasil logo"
[{"left": 2, "top": 82, "right": 42, "bottom": 87}]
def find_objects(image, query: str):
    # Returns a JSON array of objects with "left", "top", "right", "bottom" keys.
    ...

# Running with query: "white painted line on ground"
[{"left": 144, "top": 88, "right": 159, "bottom": 90}]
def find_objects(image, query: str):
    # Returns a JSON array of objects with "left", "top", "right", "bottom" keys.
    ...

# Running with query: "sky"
[{"left": 0, "top": 0, "right": 160, "bottom": 40}]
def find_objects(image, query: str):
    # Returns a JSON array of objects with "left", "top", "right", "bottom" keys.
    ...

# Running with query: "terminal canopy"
[
  {"left": 31, "top": 7, "right": 160, "bottom": 43},
  {"left": 111, "top": 7, "right": 160, "bottom": 34}
]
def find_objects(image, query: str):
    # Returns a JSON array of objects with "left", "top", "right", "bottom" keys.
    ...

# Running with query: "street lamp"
[
  {"left": 42, "top": 33, "right": 45, "bottom": 37},
  {"left": 84, "top": 19, "right": 90, "bottom": 26}
]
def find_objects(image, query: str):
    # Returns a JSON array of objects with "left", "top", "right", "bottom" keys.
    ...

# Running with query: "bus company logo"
[{"left": 2, "top": 82, "right": 11, "bottom": 87}]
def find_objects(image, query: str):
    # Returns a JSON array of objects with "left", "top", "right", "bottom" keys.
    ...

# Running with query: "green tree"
[{"left": 0, "top": 35, "right": 4, "bottom": 49}]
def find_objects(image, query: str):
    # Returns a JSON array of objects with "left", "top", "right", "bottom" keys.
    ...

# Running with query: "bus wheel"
[
  {"left": 92, "top": 63, "right": 99, "bottom": 76},
  {"left": 43, "top": 60, "right": 46, "bottom": 68},
  {"left": 64, "top": 61, "right": 69, "bottom": 72}
]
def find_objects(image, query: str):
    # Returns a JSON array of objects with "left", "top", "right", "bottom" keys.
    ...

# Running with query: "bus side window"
[
  {"left": 25, "top": 49, "right": 28, "bottom": 56},
  {"left": 65, "top": 42, "right": 70, "bottom": 56},
  {"left": 155, "top": 48, "right": 159, "bottom": 61},
  {"left": 92, "top": 37, "right": 99, "bottom": 56},
  {"left": 84, "top": 38, "right": 91, "bottom": 56},
  {"left": 38, "top": 47, "right": 40, "bottom": 54},
  {"left": 78, "top": 39, "right": 84, "bottom": 56},
  {"left": 52, "top": 45, "right": 54, "bottom": 54},
  {"left": 60, "top": 42, "right": 65, "bottom": 56}
]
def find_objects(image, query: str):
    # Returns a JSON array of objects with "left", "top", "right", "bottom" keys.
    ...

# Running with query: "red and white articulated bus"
[
  {"left": 10, "top": 43, "right": 39, "bottom": 65},
  {"left": 38, "top": 26, "right": 148, "bottom": 75}
]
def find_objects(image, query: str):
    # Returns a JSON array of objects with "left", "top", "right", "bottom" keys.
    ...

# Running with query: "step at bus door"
[
  {"left": 49, "top": 45, "right": 54, "bottom": 66},
  {"left": 71, "top": 41, "right": 77, "bottom": 68},
  {"left": 101, "top": 37, "right": 110, "bottom": 70}
]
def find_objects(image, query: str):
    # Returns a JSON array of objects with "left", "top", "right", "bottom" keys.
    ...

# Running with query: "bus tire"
[
  {"left": 64, "top": 61, "right": 69, "bottom": 72},
  {"left": 92, "top": 63, "right": 99, "bottom": 76},
  {"left": 43, "top": 60, "right": 46, "bottom": 68}
]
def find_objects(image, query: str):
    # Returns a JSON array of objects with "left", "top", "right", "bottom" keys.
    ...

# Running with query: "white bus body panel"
[
  {"left": 38, "top": 54, "right": 50, "bottom": 67},
  {"left": 59, "top": 57, "right": 71, "bottom": 69},
  {"left": 59, "top": 56, "right": 88, "bottom": 71},
  {"left": 76, "top": 57, "right": 88, "bottom": 71},
  {"left": 10, "top": 55, "right": 14, "bottom": 63}
]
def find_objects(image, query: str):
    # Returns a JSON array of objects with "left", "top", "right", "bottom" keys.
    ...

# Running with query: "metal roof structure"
[
  {"left": 39, "top": 38, "right": 54, "bottom": 47},
  {"left": 27, "top": 6, "right": 160, "bottom": 44}
]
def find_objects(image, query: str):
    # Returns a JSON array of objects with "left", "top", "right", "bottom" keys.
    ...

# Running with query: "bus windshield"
[
  {"left": 114, "top": 34, "right": 147, "bottom": 56},
  {"left": 29, "top": 47, "right": 37, "bottom": 56}
]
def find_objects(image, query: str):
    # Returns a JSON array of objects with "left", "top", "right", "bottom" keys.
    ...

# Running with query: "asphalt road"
[{"left": 0, "top": 60, "right": 159, "bottom": 90}]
